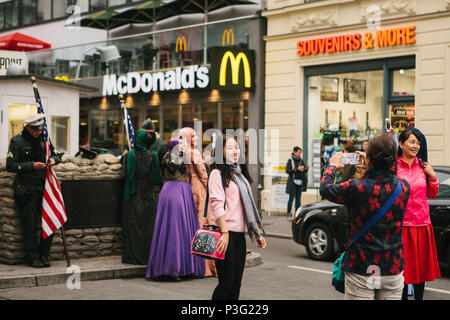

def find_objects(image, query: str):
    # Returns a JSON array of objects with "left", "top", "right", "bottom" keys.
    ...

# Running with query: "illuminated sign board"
[
  {"left": 210, "top": 47, "right": 255, "bottom": 91},
  {"left": 222, "top": 29, "right": 235, "bottom": 46},
  {"left": 296, "top": 25, "right": 416, "bottom": 57},
  {"left": 175, "top": 36, "right": 187, "bottom": 52},
  {"left": 102, "top": 65, "right": 209, "bottom": 96}
]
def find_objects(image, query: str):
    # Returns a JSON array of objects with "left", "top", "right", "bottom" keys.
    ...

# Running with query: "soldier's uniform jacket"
[{"left": 6, "top": 129, "right": 61, "bottom": 193}]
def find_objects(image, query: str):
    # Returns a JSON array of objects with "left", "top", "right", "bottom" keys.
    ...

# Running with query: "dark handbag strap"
[
  {"left": 348, "top": 179, "right": 402, "bottom": 248},
  {"left": 203, "top": 171, "right": 226, "bottom": 218}
]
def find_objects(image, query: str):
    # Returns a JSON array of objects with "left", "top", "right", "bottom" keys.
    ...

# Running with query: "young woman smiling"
[
  {"left": 396, "top": 129, "right": 441, "bottom": 300},
  {"left": 209, "top": 134, "right": 266, "bottom": 300}
]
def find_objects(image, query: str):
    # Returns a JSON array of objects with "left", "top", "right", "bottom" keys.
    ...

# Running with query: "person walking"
[
  {"left": 6, "top": 114, "right": 62, "bottom": 268},
  {"left": 286, "top": 146, "right": 308, "bottom": 216},
  {"left": 209, "top": 134, "right": 266, "bottom": 300},
  {"left": 121, "top": 129, "right": 161, "bottom": 265},
  {"left": 179, "top": 127, "right": 217, "bottom": 278},
  {"left": 145, "top": 137, "right": 205, "bottom": 281},
  {"left": 320, "top": 134, "right": 410, "bottom": 300},
  {"left": 396, "top": 128, "right": 441, "bottom": 300}
]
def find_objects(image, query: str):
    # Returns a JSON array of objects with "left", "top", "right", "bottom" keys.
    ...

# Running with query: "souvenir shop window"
[
  {"left": 392, "top": 68, "right": 415, "bottom": 96},
  {"left": 389, "top": 68, "right": 415, "bottom": 132},
  {"left": 306, "top": 70, "right": 383, "bottom": 188}
]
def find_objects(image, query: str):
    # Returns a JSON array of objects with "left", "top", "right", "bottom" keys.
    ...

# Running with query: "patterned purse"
[{"left": 190, "top": 172, "right": 226, "bottom": 260}]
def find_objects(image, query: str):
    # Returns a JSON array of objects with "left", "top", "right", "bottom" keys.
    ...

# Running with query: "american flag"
[
  {"left": 32, "top": 82, "right": 67, "bottom": 239},
  {"left": 121, "top": 99, "right": 135, "bottom": 149}
]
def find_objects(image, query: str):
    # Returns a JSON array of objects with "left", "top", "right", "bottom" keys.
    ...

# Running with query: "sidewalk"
[
  {"left": 0, "top": 253, "right": 263, "bottom": 290},
  {"left": 0, "top": 212, "right": 290, "bottom": 290},
  {"left": 261, "top": 210, "right": 294, "bottom": 239}
]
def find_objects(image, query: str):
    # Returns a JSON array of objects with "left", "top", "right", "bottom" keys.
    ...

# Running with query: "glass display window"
[
  {"left": 162, "top": 105, "right": 179, "bottom": 143},
  {"left": 182, "top": 104, "right": 201, "bottom": 128},
  {"left": 146, "top": 106, "right": 161, "bottom": 136},
  {"left": 51, "top": 117, "right": 70, "bottom": 153},
  {"left": 392, "top": 68, "right": 415, "bottom": 96},
  {"left": 222, "top": 101, "right": 241, "bottom": 130},
  {"left": 8, "top": 103, "right": 37, "bottom": 141},
  {"left": 308, "top": 70, "right": 383, "bottom": 154}
]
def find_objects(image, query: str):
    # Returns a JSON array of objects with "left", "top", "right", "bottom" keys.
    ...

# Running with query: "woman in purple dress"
[{"left": 145, "top": 137, "right": 205, "bottom": 281}]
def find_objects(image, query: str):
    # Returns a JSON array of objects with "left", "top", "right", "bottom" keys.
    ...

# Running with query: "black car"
[{"left": 292, "top": 166, "right": 450, "bottom": 266}]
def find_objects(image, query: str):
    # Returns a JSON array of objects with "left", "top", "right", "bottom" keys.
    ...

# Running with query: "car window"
[{"left": 435, "top": 171, "right": 450, "bottom": 199}]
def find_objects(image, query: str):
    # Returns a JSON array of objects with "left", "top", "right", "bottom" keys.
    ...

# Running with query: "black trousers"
[
  {"left": 18, "top": 188, "right": 54, "bottom": 263},
  {"left": 402, "top": 283, "right": 425, "bottom": 300},
  {"left": 212, "top": 232, "right": 246, "bottom": 300}
]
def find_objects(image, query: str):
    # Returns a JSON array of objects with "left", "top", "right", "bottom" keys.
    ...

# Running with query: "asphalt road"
[{"left": 0, "top": 237, "right": 449, "bottom": 300}]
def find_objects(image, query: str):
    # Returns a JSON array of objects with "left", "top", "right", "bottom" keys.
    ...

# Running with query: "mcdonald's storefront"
[
  {"left": 261, "top": 1, "right": 450, "bottom": 211},
  {"left": 79, "top": 40, "right": 264, "bottom": 157}
]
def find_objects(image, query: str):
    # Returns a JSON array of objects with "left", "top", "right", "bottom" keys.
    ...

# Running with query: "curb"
[
  {"left": 266, "top": 232, "right": 292, "bottom": 240},
  {"left": 0, "top": 253, "right": 263, "bottom": 290},
  {"left": 0, "top": 266, "right": 147, "bottom": 290}
]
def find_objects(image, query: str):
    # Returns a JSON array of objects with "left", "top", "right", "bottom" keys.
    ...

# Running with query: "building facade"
[
  {"left": 262, "top": 0, "right": 450, "bottom": 211},
  {"left": 1, "top": 1, "right": 266, "bottom": 189}
]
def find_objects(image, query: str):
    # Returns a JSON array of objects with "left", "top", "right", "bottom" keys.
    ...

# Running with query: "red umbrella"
[{"left": 0, "top": 32, "right": 51, "bottom": 51}]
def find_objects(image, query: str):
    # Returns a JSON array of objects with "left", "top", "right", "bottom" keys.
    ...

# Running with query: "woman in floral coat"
[{"left": 320, "top": 134, "right": 410, "bottom": 300}]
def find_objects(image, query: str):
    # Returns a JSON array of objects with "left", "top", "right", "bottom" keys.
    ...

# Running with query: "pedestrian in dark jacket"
[
  {"left": 285, "top": 146, "right": 308, "bottom": 216},
  {"left": 320, "top": 134, "right": 410, "bottom": 300}
]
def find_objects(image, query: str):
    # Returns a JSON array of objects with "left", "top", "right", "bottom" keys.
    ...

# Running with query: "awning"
[
  {"left": 0, "top": 32, "right": 51, "bottom": 52},
  {"left": 79, "top": 9, "right": 128, "bottom": 30}
]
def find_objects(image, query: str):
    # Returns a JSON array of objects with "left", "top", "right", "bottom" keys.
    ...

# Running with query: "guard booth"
[{"left": 0, "top": 75, "right": 96, "bottom": 157}]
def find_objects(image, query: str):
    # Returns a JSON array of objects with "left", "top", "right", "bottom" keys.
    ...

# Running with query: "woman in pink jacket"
[
  {"left": 209, "top": 134, "right": 266, "bottom": 300},
  {"left": 396, "top": 128, "right": 441, "bottom": 300}
]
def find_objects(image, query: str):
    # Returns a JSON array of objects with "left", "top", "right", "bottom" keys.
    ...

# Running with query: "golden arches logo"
[
  {"left": 175, "top": 36, "right": 187, "bottom": 52},
  {"left": 222, "top": 29, "right": 235, "bottom": 46},
  {"left": 219, "top": 51, "right": 251, "bottom": 88}
]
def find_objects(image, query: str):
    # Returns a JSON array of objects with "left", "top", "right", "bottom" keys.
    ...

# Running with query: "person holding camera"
[
  {"left": 6, "top": 114, "right": 61, "bottom": 268},
  {"left": 320, "top": 134, "right": 410, "bottom": 300},
  {"left": 286, "top": 146, "right": 308, "bottom": 216}
]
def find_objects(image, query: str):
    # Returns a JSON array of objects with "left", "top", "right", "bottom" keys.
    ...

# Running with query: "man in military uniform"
[{"left": 6, "top": 114, "right": 61, "bottom": 268}]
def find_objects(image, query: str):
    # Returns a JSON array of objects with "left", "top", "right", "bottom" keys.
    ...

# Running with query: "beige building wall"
[{"left": 261, "top": 0, "right": 450, "bottom": 211}]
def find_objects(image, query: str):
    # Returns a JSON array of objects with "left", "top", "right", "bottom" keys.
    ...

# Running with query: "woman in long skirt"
[
  {"left": 145, "top": 137, "right": 205, "bottom": 281},
  {"left": 179, "top": 127, "right": 217, "bottom": 277},
  {"left": 121, "top": 129, "right": 161, "bottom": 265}
]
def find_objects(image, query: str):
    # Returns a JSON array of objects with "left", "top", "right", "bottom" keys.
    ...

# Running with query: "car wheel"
[{"left": 305, "top": 222, "right": 335, "bottom": 261}]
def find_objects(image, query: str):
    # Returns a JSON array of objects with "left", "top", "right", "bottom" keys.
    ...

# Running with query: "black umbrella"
[
  {"left": 164, "top": 0, "right": 255, "bottom": 15},
  {"left": 112, "top": 0, "right": 176, "bottom": 25},
  {"left": 79, "top": 9, "right": 127, "bottom": 30}
]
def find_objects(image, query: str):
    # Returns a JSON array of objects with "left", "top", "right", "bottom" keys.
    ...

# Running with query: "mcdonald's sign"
[
  {"left": 175, "top": 36, "right": 187, "bottom": 52},
  {"left": 210, "top": 47, "right": 255, "bottom": 91},
  {"left": 222, "top": 29, "right": 235, "bottom": 46}
]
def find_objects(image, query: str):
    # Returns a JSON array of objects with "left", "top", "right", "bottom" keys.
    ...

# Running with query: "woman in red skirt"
[{"left": 396, "top": 128, "right": 441, "bottom": 300}]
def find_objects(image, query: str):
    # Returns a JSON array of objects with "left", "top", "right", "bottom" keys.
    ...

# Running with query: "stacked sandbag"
[{"left": 0, "top": 155, "right": 124, "bottom": 265}]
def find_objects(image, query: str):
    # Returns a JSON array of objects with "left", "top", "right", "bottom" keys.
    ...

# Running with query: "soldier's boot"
[
  {"left": 40, "top": 256, "right": 50, "bottom": 267},
  {"left": 30, "top": 259, "right": 45, "bottom": 268}
]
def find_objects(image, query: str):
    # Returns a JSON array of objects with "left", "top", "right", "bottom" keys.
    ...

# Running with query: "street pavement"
[{"left": 0, "top": 211, "right": 449, "bottom": 300}]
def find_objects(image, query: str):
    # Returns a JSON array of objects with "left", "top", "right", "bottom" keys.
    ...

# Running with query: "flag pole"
[
  {"left": 119, "top": 94, "right": 132, "bottom": 150},
  {"left": 30, "top": 76, "right": 71, "bottom": 268}
]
